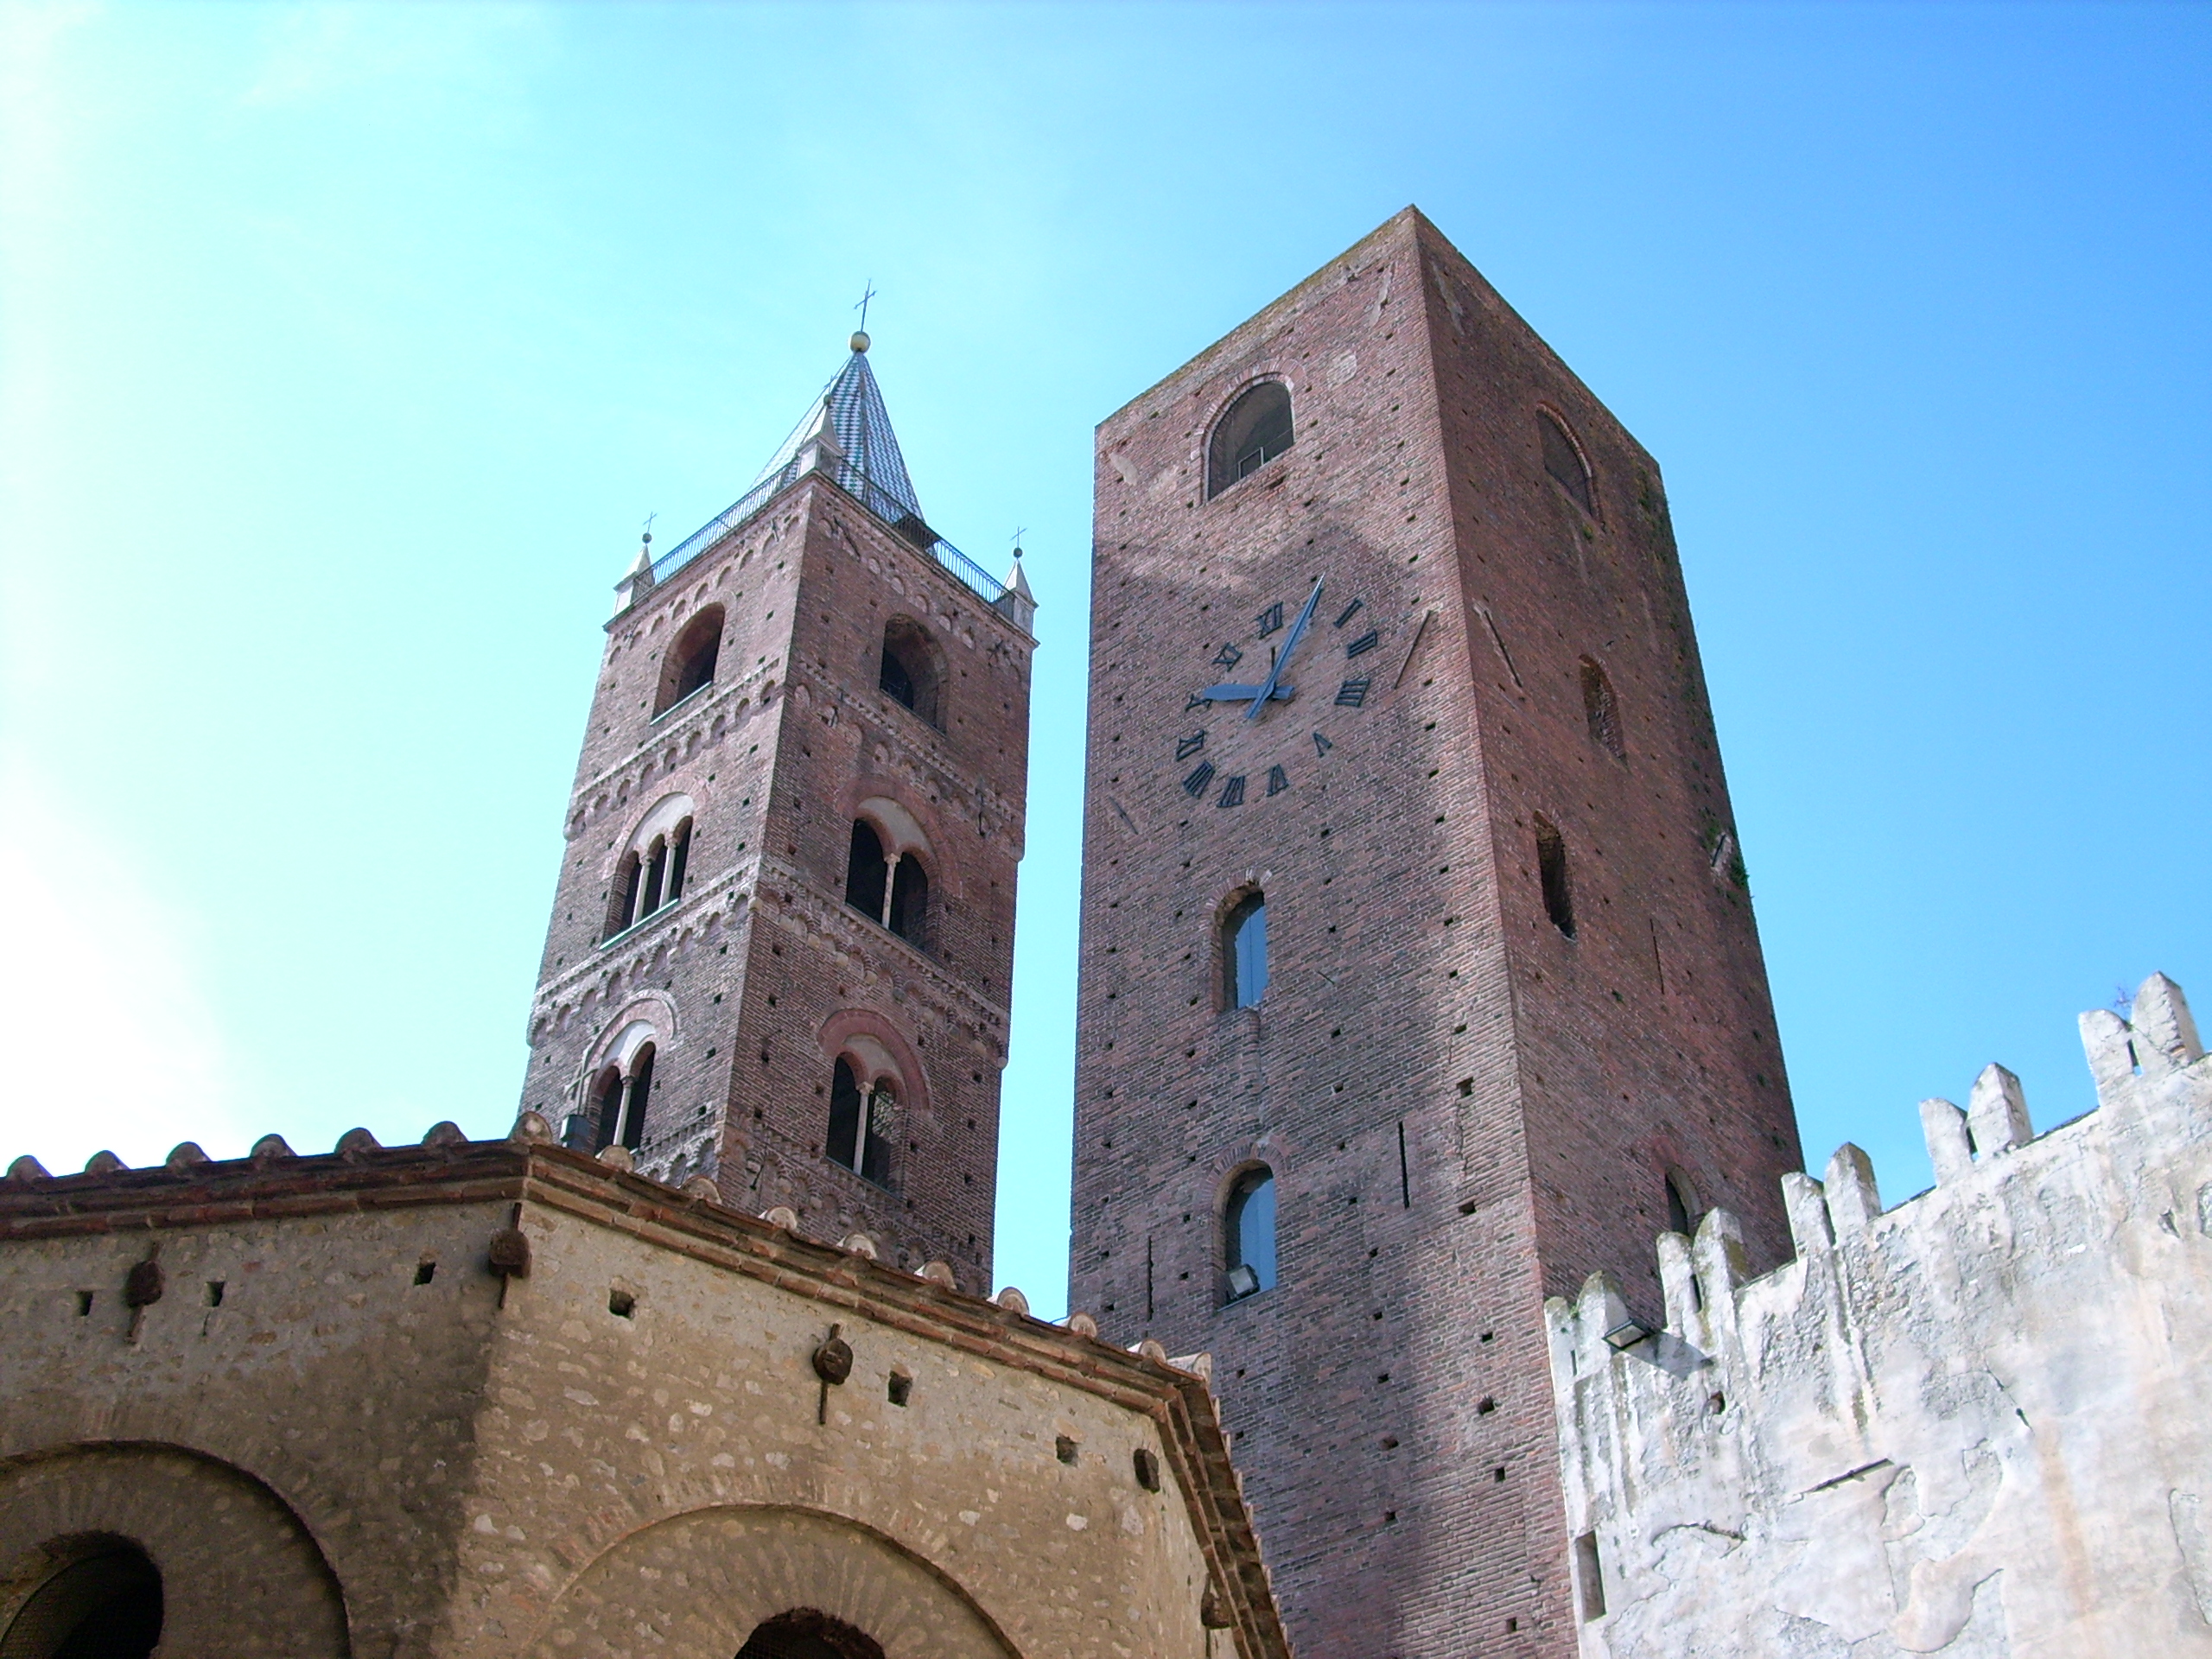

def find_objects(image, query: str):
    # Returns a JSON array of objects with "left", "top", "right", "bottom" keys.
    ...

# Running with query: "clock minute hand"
[
  {"left": 1246, "top": 577, "right": 1324, "bottom": 720},
  {"left": 1199, "top": 683, "right": 1292, "bottom": 702}
]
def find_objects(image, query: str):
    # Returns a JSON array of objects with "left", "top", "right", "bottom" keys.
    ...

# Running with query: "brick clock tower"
[
  {"left": 520, "top": 334, "right": 1036, "bottom": 1289},
  {"left": 1070, "top": 209, "right": 1803, "bottom": 1655}
]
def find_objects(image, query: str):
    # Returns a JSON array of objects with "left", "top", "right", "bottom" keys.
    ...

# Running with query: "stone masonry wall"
[
  {"left": 0, "top": 1123, "right": 1287, "bottom": 1659},
  {"left": 1548, "top": 972, "right": 2212, "bottom": 1658}
]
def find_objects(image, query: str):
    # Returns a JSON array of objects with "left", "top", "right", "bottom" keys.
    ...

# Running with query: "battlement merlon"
[{"left": 1543, "top": 971, "right": 2212, "bottom": 1656}]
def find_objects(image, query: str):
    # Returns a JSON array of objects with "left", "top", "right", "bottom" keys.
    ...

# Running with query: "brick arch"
[
  {"left": 530, "top": 1503, "right": 1016, "bottom": 1659},
  {"left": 836, "top": 779, "right": 963, "bottom": 899},
  {"left": 816, "top": 1010, "right": 930, "bottom": 1122},
  {"left": 576, "top": 995, "right": 674, "bottom": 1090},
  {"left": 0, "top": 1442, "right": 350, "bottom": 1656}
]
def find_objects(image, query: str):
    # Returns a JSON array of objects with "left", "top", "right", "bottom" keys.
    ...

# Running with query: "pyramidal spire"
[{"left": 751, "top": 332, "right": 926, "bottom": 532}]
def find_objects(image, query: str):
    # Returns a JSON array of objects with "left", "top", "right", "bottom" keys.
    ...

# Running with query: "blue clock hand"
[
  {"left": 1199, "top": 683, "right": 1292, "bottom": 702},
  {"left": 1247, "top": 578, "right": 1323, "bottom": 720}
]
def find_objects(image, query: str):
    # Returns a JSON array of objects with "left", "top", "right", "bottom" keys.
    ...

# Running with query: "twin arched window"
[
  {"left": 1224, "top": 892, "right": 1268, "bottom": 1008},
  {"left": 1206, "top": 381, "right": 1294, "bottom": 499},
  {"left": 581, "top": 1043, "right": 655, "bottom": 1154},
  {"left": 607, "top": 817, "right": 693, "bottom": 938},
  {"left": 879, "top": 618, "right": 942, "bottom": 728},
  {"left": 844, "top": 820, "right": 929, "bottom": 948},
  {"left": 827, "top": 1056, "right": 895, "bottom": 1185},
  {"left": 1224, "top": 1166, "right": 1278, "bottom": 1300},
  {"left": 655, "top": 606, "right": 724, "bottom": 715}
]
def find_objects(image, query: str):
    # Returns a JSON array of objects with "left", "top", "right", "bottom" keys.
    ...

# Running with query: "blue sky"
[{"left": 2, "top": 2, "right": 2205, "bottom": 1317}]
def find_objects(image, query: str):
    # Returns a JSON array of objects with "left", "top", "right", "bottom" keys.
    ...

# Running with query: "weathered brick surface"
[
  {"left": 0, "top": 1137, "right": 1291, "bottom": 1659},
  {"left": 519, "top": 462, "right": 1033, "bottom": 1287},
  {"left": 1070, "top": 207, "right": 1802, "bottom": 1657}
]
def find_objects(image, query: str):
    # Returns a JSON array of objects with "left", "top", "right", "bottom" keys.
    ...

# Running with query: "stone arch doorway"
[
  {"left": 0, "top": 1444, "right": 348, "bottom": 1657},
  {"left": 533, "top": 1504, "right": 1015, "bottom": 1658}
]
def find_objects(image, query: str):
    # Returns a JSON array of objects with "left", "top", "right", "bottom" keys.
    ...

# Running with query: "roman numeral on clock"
[
  {"left": 1216, "top": 775, "right": 1246, "bottom": 808},
  {"left": 1176, "top": 730, "right": 1207, "bottom": 760},
  {"left": 1336, "top": 678, "right": 1370, "bottom": 708},
  {"left": 1345, "top": 630, "right": 1380, "bottom": 658},
  {"left": 1182, "top": 761, "right": 1216, "bottom": 798}
]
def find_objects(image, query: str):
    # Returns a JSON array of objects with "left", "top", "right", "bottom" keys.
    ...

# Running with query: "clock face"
[{"left": 1171, "top": 578, "right": 1382, "bottom": 809}]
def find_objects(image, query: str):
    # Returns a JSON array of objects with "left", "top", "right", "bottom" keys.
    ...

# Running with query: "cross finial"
[
  {"left": 854, "top": 279, "right": 877, "bottom": 333},
  {"left": 1010, "top": 525, "right": 1028, "bottom": 554},
  {"left": 640, "top": 511, "right": 657, "bottom": 549}
]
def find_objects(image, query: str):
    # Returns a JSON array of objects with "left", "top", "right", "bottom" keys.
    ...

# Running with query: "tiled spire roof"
[{"left": 751, "top": 337, "right": 925, "bottom": 530}]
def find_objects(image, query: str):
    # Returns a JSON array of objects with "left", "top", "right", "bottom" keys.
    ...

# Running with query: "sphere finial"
[{"left": 849, "top": 329, "right": 870, "bottom": 353}]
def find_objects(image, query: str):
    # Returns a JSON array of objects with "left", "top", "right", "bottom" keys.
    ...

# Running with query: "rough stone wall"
[
  {"left": 1071, "top": 207, "right": 1797, "bottom": 1658},
  {"left": 1548, "top": 973, "right": 2212, "bottom": 1658},
  {"left": 520, "top": 458, "right": 1032, "bottom": 1285},
  {"left": 0, "top": 1128, "right": 1288, "bottom": 1659}
]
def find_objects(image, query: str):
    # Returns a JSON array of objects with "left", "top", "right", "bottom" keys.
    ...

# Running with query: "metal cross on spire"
[{"left": 854, "top": 279, "right": 878, "bottom": 334}]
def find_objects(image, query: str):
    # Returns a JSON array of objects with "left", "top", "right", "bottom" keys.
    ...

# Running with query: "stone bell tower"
[
  {"left": 520, "top": 331, "right": 1036, "bottom": 1287},
  {"left": 1069, "top": 208, "right": 1802, "bottom": 1655}
]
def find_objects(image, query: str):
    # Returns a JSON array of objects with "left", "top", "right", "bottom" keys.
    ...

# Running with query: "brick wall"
[
  {"left": 520, "top": 466, "right": 1033, "bottom": 1287},
  {"left": 1071, "top": 207, "right": 1802, "bottom": 1658}
]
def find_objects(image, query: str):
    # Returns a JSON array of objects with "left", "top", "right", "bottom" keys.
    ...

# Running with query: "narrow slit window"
[
  {"left": 1541, "top": 414, "right": 1594, "bottom": 514},
  {"left": 1224, "top": 893, "right": 1268, "bottom": 1008},
  {"left": 1224, "top": 1166, "right": 1278, "bottom": 1300},
  {"left": 1666, "top": 1172, "right": 1698, "bottom": 1237},
  {"left": 1575, "top": 1531, "right": 1608, "bottom": 1621},
  {"left": 1580, "top": 658, "right": 1624, "bottom": 760},
  {"left": 1535, "top": 817, "right": 1576, "bottom": 938}
]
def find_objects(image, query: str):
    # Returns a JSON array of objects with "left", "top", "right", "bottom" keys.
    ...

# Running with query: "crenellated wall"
[{"left": 1548, "top": 972, "right": 2212, "bottom": 1658}]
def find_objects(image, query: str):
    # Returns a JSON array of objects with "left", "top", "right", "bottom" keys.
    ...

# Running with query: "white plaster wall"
[{"left": 1548, "top": 974, "right": 2212, "bottom": 1659}]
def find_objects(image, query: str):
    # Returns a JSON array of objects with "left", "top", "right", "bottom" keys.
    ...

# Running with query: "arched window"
[
  {"left": 2, "top": 1538, "right": 164, "bottom": 1659},
  {"left": 1224, "top": 1166, "right": 1278, "bottom": 1300},
  {"left": 879, "top": 618, "right": 942, "bottom": 727},
  {"left": 578, "top": 1046, "right": 654, "bottom": 1154},
  {"left": 1224, "top": 892, "right": 1268, "bottom": 1008},
  {"left": 844, "top": 820, "right": 889, "bottom": 920},
  {"left": 654, "top": 606, "right": 725, "bottom": 715},
  {"left": 1207, "top": 381, "right": 1294, "bottom": 498},
  {"left": 887, "top": 855, "right": 928, "bottom": 946},
  {"left": 1666, "top": 1171, "right": 1700, "bottom": 1237},
  {"left": 608, "top": 849, "right": 645, "bottom": 938},
  {"left": 845, "top": 819, "right": 930, "bottom": 950},
  {"left": 736, "top": 1609, "right": 887, "bottom": 1659},
  {"left": 1540, "top": 412, "right": 1594, "bottom": 515},
  {"left": 605, "top": 800, "right": 696, "bottom": 939},
  {"left": 1535, "top": 816, "right": 1576, "bottom": 938},
  {"left": 1580, "top": 658, "right": 1624, "bottom": 760},
  {"left": 666, "top": 817, "right": 693, "bottom": 903},
  {"left": 826, "top": 1058, "right": 893, "bottom": 1186}
]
